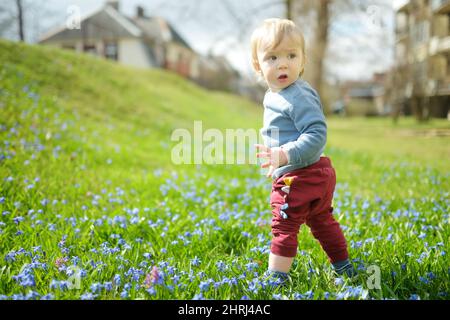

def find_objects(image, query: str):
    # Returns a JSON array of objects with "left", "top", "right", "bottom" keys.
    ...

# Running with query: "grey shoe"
[{"left": 332, "top": 260, "right": 357, "bottom": 278}]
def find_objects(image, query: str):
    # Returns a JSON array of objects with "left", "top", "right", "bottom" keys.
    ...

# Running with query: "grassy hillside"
[
  {"left": 0, "top": 40, "right": 448, "bottom": 300},
  {"left": 0, "top": 39, "right": 261, "bottom": 171}
]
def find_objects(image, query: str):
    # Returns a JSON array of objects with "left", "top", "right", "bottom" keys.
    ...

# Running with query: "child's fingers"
[
  {"left": 256, "top": 152, "right": 271, "bottom": 158},
  {"left": 255, "top": 144, "right": 270, "bottom": 152},
  {"left": 260, "top": 161, "right": 272, "bottom": 168}
]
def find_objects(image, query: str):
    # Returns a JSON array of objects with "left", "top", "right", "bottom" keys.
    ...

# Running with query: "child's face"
[{"left": 256, "top": 36, "right": 304, "bottom": 92}]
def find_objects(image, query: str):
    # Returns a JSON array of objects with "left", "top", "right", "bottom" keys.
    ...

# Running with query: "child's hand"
[{"left": 255, "top": 144, "right": 289, "bottom": 178}]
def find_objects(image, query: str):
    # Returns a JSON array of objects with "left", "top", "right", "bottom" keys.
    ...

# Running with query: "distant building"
[
  {"left": 39, "top": 1, "right": 197, "bottom": 78},
  {"left": 393, "top": 0, "right": 450, "bottom": 119},
  {"left": 340, "top": 73, "right": 391, "bottom": 116},
  {"left": 38, "top": 1, "right": 242, "bottom": 94}
]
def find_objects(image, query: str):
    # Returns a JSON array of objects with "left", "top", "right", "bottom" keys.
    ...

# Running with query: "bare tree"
[
  {"left": 291, "top": 0, "right": 393, "bottom": 111},
  {"left": 16, "top": 0, "right": 24, "bottom": 41},
  {"left": 146, "top": 0, "right": 394, "bottom": 95},
  {"left": 296, "top": 0, "right": 330, "bottom": 105},
  {"left": 0, "top": 0, "right": 57, "bottom": 43},
  {"left": 201, "top": 0, "right": 393, "bottom": 109}
]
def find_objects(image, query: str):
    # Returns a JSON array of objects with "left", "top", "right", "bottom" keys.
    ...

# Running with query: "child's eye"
[
  {"left": 288, "top": 53, "right": 297, "bottom": 59},
  {"left": 268, "top": 56, "right": 277, "bottom": 61}
]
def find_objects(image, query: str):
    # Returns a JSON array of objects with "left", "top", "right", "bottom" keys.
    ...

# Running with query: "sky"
[{"left": 4, "top": 0, "right": 409, "bottom": 82}]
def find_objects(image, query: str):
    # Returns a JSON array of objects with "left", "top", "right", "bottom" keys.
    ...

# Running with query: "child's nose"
[{"left": 278, "top": 57, "right": 288, "bottom": 68}]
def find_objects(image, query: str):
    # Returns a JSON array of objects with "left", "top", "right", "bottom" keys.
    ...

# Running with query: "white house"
[{"left": 39, "top": 1, "right": 198, "bottom": 79}]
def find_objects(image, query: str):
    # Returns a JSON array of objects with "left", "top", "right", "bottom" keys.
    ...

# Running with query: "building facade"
[
  {"left": 393, "top": 0, "right": 450, "bottom": 119},
  {"left": 38, "top": 1, "right": 243, "bottom": 94}
]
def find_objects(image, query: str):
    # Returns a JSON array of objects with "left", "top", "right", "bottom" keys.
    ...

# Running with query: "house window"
[
  {"left": 411, "top": 21, "right": 430, "bottom": 46},
  {"left": 105, "top": 42, "right": 118, "bottom": 60},
  {"left": 83, "top": 44, "right": 97, "bottom": 55}
]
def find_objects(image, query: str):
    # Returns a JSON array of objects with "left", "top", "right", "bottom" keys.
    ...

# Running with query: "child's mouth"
[{"left": 278, "top": 74, "right": 288, "bottom": 80}]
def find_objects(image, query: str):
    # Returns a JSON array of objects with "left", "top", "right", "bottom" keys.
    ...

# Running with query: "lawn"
[{"left": 0, "top": 40, "right": 449, "bottom": 300}]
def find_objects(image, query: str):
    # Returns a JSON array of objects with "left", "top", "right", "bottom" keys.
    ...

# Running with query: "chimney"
[
  {"left": 136, "top": 6, "right": 145, "bottom": 18},
  {"left": 106, "top": 0, "right": 119, "bottom": 11}
]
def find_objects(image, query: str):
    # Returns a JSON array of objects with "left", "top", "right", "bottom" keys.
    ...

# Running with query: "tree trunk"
[
  {"left": 310, "top": 0, "right": 330, "bottom": 111},
  {"left": 286, "top": 0, "right": 293, "bottom": 20},
  {"left": 16, "top": 0, "right": 24, "bottom": 41}
]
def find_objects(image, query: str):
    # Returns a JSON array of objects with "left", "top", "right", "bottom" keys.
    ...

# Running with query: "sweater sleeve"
[{"left": 280, "top": 92, "right": 327, "bottom": 166}]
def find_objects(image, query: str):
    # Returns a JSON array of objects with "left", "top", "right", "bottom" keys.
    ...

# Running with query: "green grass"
[{"left": 0, "top": 40, "right": 449, "bottom": 300}]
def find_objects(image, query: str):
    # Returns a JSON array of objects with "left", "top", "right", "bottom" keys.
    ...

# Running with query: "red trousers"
[{"left": 270, "top": 157, "right": 348, "bottom": 263}]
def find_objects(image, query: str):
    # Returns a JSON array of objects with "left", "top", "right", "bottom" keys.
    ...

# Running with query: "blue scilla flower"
[
  {"left": 172, "top": 274, "right": 180, "bottom": 285},
  {"left": 191, "top": 257, "right": 201, "bottom": 266},
  {"left": 130, "top": 217, "right": 139, "bottom": 224},
  {"left": 293, "top": 293, "right": 304, "bottom": 299},
  {"left": 192, "top": 293, "right": 205, "bottom": 300},
  {"left": 216, "top": 261, "right": 227, "bottom": 272},
  {"left": 409, "top": 294, "right": 420, "bottom": 300},
  {"left": 304, "top": 290, "right": 314, "bottom": 299},
  {"left": 90, "top": 282, "right": 103, "bottom": 293},
  {"left": 427, "top": 272, "right": 436, "bottom": 280},
  {"left": 124, "top": 283, "right": 132, "bottom": 291},
  {"left": 50, "top": 280, "right": 68, "bottom": 291},
  {"left": 247, "top": 280, "right": 259, "bottom": 294},
  {"left": 81, "top": 293, "right": 97, "bottom": 300},
  {"left": 199, "top": 280, "right": 211, "bottom": 292},
  {"left": 419, "top": 276, "right": 429, "bottom": 284},
  {"left": 245, "top": 262, "right": 258, "bottom": 272},
  {"left": 146, "top": 287, "right": 156, "bottom": 295},
  {"left": 416, "top": 252, "right": 428, "bottom": 264},
  {"left": 114, "top": 274, "right": 121, "bottom": 286},
  {"left": 336, "top": 292, "right": 346, "bottom": 300},
  {"left": 104, "top": 282, "right": 113, "bottom": 292},
  {"left": 143, "top": 252, "right": 152, "bottom": 260},
  {"left": 12, "top": 271, "right": 35, "bottom": 287},
  {"left": 13, "top": 216, "right": 24, "bottom": 224}
]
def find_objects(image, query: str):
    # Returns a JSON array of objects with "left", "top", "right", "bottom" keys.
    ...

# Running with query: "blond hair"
[{"left": 250, "top": 18, "right": 306, "bottom": 76}]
